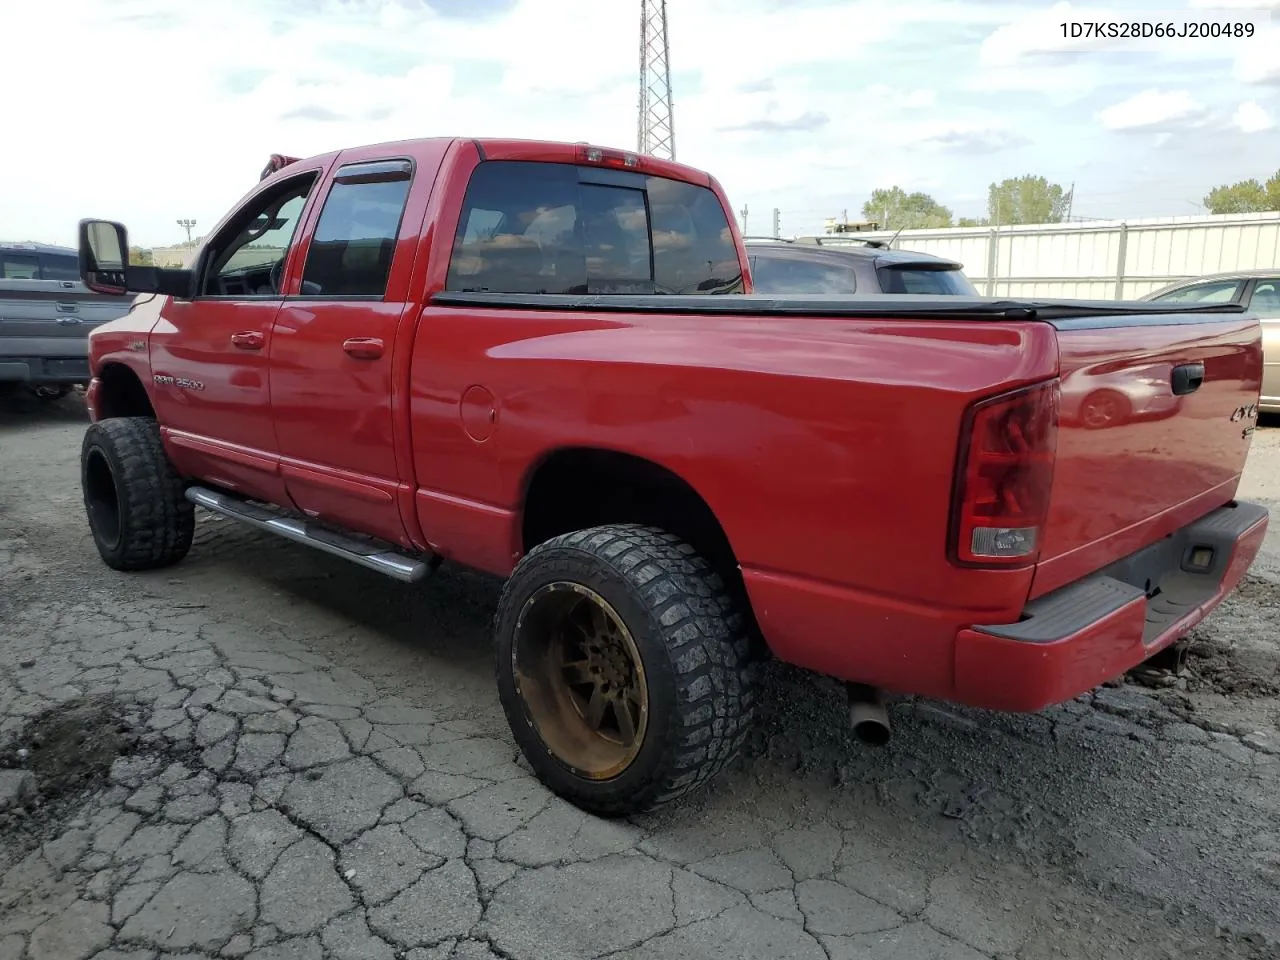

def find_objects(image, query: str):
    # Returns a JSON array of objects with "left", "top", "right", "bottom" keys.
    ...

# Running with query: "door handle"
[
  {"left": 342, "top": 337, "right": 384, "bottom": 360},
  {"left": 231, "top": 331, "right": 265, "bottom": 350},
  {"left": 1171, "top": 361, "right": 1204, "bottom": 396}
]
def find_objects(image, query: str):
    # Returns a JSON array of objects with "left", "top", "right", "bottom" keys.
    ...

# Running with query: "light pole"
[{"left": 176, "top": 218, "right": 197, "bottom": 243}]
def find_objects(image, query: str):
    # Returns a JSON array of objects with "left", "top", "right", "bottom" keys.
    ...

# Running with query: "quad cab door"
[
  {"left": 149, "top": 168, "right": 324, "bottom": 505},
  {"left": 268, "top": 154, "right": 429, "bottom": 547}
]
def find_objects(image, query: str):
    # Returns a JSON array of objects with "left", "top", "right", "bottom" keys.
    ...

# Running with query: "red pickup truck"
[{"left": 75, "top": 136, "right": 1267, "bottom": 816}]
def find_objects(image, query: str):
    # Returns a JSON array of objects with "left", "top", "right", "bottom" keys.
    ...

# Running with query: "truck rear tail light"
[
  {"left": 950, "top": 380, "right": 1059, "bottom": 567},
  {"left": 576, "top": 145, "right": 642, "bottom": 168}
]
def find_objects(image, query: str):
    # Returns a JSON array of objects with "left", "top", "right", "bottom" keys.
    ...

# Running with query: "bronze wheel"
[
  {"left": 512, "top": 583, "right": 650, "bottom": 780},
  {"left": 494, "top": 524, "right": 758, "bottom": 817}
]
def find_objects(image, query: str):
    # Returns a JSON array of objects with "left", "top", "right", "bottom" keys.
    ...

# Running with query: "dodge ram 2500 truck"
[{"left": 74, "top": 136, "right": 1268, "bottom": 816}]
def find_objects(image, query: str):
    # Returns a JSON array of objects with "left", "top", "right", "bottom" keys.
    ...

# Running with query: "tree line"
[{"left": 861, "top": 169, "right": 1280, "bottom": 230}]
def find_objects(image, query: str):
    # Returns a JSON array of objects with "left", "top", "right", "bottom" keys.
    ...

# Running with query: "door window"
[
  {"left": 39, "top": 253, "right": 80, "bottom": 281},
  {"left": 1, "top": 253, "right": 40, "bottom": 279},
  {"left": 446, "top": 160, "right": 743, "bottom": 295},
  {"left": 200, "top": 174, "right": 317, "bottom": 297},
  {"left": 300, "top": 160, "right": 414, "bottom": 298},
  {"left": 1150, "top": 279, "right": 1243, "bottom": 304},
  {"left": 1248, "top": 280, "right": 1280, "bottom": 317}
]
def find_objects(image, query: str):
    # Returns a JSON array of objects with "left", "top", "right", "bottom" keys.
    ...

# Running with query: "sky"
[{"left": 2, "top": 0, "right": 1279, "bottom": 247}]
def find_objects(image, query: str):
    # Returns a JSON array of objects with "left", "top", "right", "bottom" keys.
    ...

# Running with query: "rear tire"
[
  {"left": 81, "top": 417, "right": 194, "bottom": 571},
  {"left": 494, "top": 523, "right": 758, "bottom": 817}
]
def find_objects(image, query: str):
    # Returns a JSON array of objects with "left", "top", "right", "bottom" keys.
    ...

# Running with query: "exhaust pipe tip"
[{"left": 846, "top": 683, "right": 891, "bottom": 747}]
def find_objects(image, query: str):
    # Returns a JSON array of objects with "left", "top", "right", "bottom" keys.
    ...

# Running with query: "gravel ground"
[{"left": 1, "top": 393, "right": 1278, "bottom": 960}]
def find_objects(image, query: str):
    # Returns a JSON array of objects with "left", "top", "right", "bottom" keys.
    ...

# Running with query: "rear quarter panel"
[{"left": 407, "top": 306, "right": 1060, "bottom": 690}]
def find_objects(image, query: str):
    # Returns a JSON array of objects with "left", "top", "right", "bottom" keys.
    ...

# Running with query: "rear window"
[
  {"left": 749, "top": 254, "right": 858, "bottom": 294},
  {"left": 1150, "top": 280, "right": 1242, "bottom": 304},
  {"left": 877, "top": 265, "right": 976, "bottom": 296},
  {"left": 446, "top": 160, "right": 743, "bottom": 296}
]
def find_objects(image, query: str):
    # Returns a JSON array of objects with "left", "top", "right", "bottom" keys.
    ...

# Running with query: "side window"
[
  {"left": 1249, "top": 280, "right": 1280, "bottom": 317},
  {"left": 751, "top": 255, "right": 858, "bottom": 295},
  {"left": 1, "top": 253, "right": 40, "bottom": 279},
  {"left": 39, "top": 254, "right": 80, "bottom": 282},
  {"left": 445, "top": 160, "right": 744, "bottom": 296},
  {"left": 645, "top": 176, "right": 743, "bottom": 294},
  {"left": 300, "top": 160, "right": 413, "bottom": 298},
  {"left": 201, "top": 174, "right": 317, "bottom": 297},
  {"left": 1151, "top": 280, "right": 1242, "bottom": 304},
  {"left": 448, "top": 161, "right": 586, "bottom": 294}
]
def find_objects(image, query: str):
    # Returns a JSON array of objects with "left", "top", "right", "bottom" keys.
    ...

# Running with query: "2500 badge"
[{"left": 153, "top": 374, "right": 205, "bottom": 391}]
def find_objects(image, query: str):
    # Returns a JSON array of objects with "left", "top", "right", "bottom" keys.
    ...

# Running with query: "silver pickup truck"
[{"left": 1, "top": 241, "right": 134, "bottom": 399}]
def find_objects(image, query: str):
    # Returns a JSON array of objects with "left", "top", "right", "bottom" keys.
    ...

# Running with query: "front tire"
[
  {"left": 494, "top": 524, "right": 757, "bottom": 817},
  {"left": 81, "top": 417, "right": 194, "bottom": 571}
]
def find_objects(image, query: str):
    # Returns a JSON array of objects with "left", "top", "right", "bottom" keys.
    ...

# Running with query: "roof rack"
[
  {"left": 741, "top": 235, "right": 794, "bottom": 243},
  {"left": 794, "top": 236, "right": 890, "bottom": 249}
]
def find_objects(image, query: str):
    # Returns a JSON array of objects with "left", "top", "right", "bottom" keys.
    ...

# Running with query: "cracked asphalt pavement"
[{"left": 2, "top": 394, "right": 1279, "bottom": 960}]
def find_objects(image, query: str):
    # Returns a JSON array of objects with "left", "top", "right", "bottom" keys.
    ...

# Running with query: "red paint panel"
[{"left": 1033, "top": 317, "right": 1262, "bottom": 597}]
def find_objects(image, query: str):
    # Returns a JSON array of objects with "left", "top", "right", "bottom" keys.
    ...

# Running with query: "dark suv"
[
  {"left": 1, "top": 242, "right": 134, "bottom": 399},
  {"left": 744, "top": 237, "right": 978, "bottom": 296}
]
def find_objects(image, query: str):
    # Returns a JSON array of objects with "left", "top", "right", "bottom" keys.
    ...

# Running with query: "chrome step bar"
[{"left": 185, "top": 486, "right": 435, "bottom": 583}]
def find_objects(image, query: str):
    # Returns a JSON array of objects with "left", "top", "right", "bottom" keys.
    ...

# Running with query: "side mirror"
[
  {"left": 77, "top": 218, "right": 196, "bottom": 300},
  {"left": 79, "top": 219, "right": 129, "bottom": 295}
]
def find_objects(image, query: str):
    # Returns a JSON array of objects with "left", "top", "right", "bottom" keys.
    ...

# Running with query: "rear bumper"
[
  {"left": 955, "top": 500, "right": 1268, "bottom": 711},
  {"left": 0, "top": 356, "right": 91, "bottom": 384},
  {"left": 0, "top": 336, "right": 91, "bottom": 383}
]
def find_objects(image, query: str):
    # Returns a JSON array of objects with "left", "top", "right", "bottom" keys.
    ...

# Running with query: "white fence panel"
[{"left": 809, "top": 212, "right": 1280, "bottom": 300}]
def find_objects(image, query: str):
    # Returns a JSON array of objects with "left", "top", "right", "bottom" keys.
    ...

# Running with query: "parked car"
[
  {"left": 744, "top": 236, "right": 978, "bottom": 296},
  {"left": 1142, "top": 270, "right": 1279, "bottom": 412},
  {"left": 72, "top": 136, "right": 1266, "bottom": 817},
  {"left": 0, "top": 241, "right": 135, "bottom": 400}
]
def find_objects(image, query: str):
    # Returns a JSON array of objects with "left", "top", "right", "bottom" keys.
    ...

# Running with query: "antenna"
[{"left": 638, "top": 0, "right": 675, "bottom": 159}]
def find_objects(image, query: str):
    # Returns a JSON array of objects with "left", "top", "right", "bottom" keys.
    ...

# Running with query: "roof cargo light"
[{"left": 576, "top": 145, "right": 642, "bottom": 168}]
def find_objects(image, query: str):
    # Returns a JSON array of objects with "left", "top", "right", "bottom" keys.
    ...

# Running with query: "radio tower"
[{"left": 638, "top": 0, "right": 675, "bottom": 160}]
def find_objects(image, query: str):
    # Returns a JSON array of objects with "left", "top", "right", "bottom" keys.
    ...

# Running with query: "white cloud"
[
  {"left": 1097, "top": 89, "right": 1207, "bottom": 131},
  {"left": 1188, "top": 0, "right": 1280, "bottom": 8},
  {"left": 1234, "top": 99, "right": 1275, "bottom": 132},
  {"left": 1, "top": 0, "right": 1278, "bottom": 244},
  {"left": 1232, "top": 27, "right": 1280, "bottom": 84}
]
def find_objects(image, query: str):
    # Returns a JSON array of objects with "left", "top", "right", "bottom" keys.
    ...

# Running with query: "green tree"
[
  {"left": 987, "top": 175, "right": 1071, "bottom": 225},
  {"left": 957, "top": 216, "right": 989, "bottom": 228},
  {"left": 861, "top": 187, "right": 954, "bottom": 230},
  {"left": 128, "top": 246, "right": 154, "bottom": 266},
  {"left": 1203, "top": 170, "right": 1280, "bottom": 214}
]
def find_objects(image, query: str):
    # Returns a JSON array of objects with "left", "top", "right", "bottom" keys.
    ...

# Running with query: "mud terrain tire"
[
  {"left": 81, "top": 417, "right": 194, "bottom": 571},
  {"left": 494, "top": 523, "right": 757, "bottom": 817}
]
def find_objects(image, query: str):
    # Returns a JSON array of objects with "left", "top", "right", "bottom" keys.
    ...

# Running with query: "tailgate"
[
  {"left": 1032, "top": 310, "right": 1262, "bottom": 598},
  {"left": 0, "top": 286, "right": 132, "bottom": 341}
]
